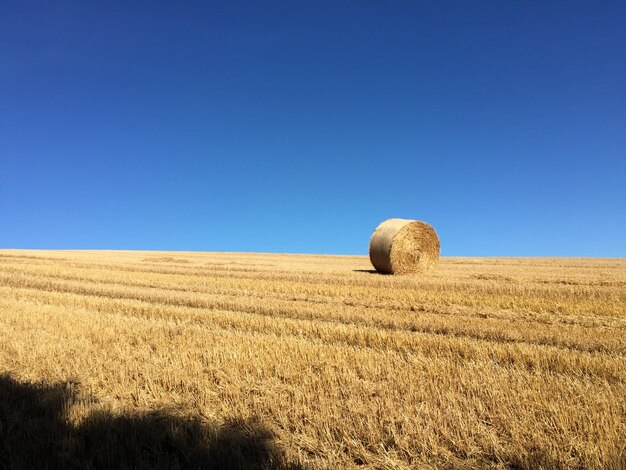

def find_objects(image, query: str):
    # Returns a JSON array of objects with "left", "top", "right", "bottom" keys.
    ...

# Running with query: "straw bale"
[{"left": 369, "top": 218, "right": 440, "bottom": 274}]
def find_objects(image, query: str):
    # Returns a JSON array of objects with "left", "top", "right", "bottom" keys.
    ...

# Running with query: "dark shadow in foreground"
[{"left": 0, "top": 374, "right": 298, "bottom": 470}]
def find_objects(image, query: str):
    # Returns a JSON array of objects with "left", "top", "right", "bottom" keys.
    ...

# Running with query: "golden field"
[{"left": 0, "top": 250, "right": 624, "bottom": 469}]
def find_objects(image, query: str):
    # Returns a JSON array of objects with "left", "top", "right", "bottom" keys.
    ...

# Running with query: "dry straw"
[{"left": 369, "top": 218, "right": 440, "bottom": 274}]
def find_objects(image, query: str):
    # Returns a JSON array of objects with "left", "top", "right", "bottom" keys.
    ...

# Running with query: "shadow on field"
[
  {"left": 352, "top": 269, "right": 385, "bottom": 275},
  {"left": 0, "top": 374, "right": 297, "bottom": 470}
]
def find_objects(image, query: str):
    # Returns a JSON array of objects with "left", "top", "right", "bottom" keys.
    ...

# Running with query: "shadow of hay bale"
[
  {"left": 352, "top": 269, "right": 389, "bottom": 275},
  {"left": 0, "top": 374, "right": 297, "bottom": 470}
]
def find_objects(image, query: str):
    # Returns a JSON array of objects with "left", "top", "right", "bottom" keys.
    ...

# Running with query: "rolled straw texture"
[{"left": 369, "top": 218, "right": 440, "bottom": 274}]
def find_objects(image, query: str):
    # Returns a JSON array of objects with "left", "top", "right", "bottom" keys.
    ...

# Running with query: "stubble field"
[{"left": 0, "top": 250, "right": 624, "bottom": 469}]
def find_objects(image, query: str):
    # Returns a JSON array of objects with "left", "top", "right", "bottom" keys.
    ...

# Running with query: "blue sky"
[{"left": 1, "top": 1, "right": 624, "bottom": 256}]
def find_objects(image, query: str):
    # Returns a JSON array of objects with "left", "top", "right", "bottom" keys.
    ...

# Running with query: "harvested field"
[{"left": 0, "top": 250, "right": 625, "bottom": 469}]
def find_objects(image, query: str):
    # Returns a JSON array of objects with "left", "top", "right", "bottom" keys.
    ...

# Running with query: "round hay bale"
[{"left": 369, "top": 218, "right": 440, "bottom": 274}]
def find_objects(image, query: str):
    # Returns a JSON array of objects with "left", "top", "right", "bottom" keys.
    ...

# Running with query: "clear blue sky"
[{"left": 1, "top": 1, "right": 625, "bottom": 256}]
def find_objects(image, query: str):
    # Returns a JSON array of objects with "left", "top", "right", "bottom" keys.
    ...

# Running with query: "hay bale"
[{"left": 369, "top": 218, "right": 440, "bottom": 274}]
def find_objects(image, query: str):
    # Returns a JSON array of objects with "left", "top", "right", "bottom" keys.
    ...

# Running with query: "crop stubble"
[{"left": 0, "top": 250, "right": 624, "bottom": 469}]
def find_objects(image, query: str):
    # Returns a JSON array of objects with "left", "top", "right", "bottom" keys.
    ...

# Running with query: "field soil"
[{"left": 0, "top": 250, "right": 624, "bottom": 469}]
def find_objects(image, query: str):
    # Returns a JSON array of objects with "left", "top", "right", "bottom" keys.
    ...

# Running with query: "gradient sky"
[{"left": 1, "top": 1, "right": 625, "bottom": 256}]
